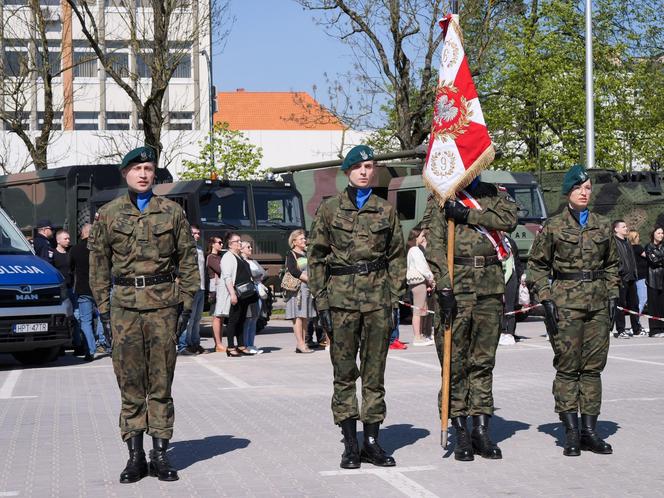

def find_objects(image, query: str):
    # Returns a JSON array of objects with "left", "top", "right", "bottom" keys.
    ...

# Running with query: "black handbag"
[{"left": 234, "top": 281, "right": 257, "bottom": 301}]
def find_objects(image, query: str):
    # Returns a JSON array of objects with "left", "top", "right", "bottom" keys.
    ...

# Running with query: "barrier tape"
[
  {"left": 504, "top": 303, "right": 542, "bottom": 316},
  {"left": 398, "top": 300, "right": 436, "bottom": 315},
  {"left": 617, "top": 306, "right": 664, "bottom": 323}
]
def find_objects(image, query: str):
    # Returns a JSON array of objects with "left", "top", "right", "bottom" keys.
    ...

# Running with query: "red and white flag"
[{"left": 423, "top": 14, "right": 495, "bottom": 202}]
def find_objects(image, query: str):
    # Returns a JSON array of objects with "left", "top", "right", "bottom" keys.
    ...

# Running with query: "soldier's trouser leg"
[
  {"left": 111, "top": 306, "right": 178, "bottom": 441},
  {"left": 330, "top": 308, "right": 391, "bottom": 425},
  {"left": 551, "top": 308, "right": 609, "bottom": 415}
]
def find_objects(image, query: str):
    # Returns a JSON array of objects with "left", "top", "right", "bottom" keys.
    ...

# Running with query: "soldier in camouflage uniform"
[
  {"left": 308, "top": 145, "right": 406, "bottom": 469},
  {"left": 424, "top": 178, "right": 517, "bottom": 461},
  {"left": 89, "top": 147, "right": 199, "bottom": 483},
  {"left": 528, "top": 164, "right": 619, "bottom": 456}
]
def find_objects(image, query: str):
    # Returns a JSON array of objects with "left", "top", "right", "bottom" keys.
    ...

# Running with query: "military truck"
[{"left": 540, "top": 167, "right": 664, "bottom": 243}]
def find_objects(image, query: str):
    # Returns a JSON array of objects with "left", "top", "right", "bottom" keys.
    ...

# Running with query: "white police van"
[{"left": 0, "top": 207, "right": 73, "bottom": 364}]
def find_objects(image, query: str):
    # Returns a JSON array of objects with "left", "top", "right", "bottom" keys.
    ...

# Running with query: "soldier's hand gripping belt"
[
  {"left": 608, "top": 297, "right": 618, "bottom": 332},
  {"left": 176, "top": 309, "right": 192, "bottom": 339},
  {"left": 541, "top": 299, "right": 559, "bottom": 336},
  {"left": 436, "top": 288, "right": 457, "bottom": 326},
  {"left": 319, "top": 309, "right": 333, "bottom": 339},
  {"left": 100, "top": 312, "right": 112, "bottom": 345},
  {"left": 444, "top": 200, "right": 470, "bottom": 225}
]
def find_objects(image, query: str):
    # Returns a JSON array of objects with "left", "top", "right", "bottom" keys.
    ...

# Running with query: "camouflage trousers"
[
  {"left": 111, "top": 305, "right": 178, "bottom": 441},
  {"left": 549, "top": 307, "right": 609, "bottom": 415},
  {"left": 435, "top": 294, "right": 502, "bottom": 418},
  {"left": 329, "top": 307, "right": 391, "bottom": 425}
]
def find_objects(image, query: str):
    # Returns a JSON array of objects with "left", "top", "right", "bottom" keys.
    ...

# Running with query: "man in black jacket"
[
  {"left": 33, "top": 219, "right": 54, "bottom": 262},
  {"left": 613, "top": 220, "right": 644, "bottom": 338}
]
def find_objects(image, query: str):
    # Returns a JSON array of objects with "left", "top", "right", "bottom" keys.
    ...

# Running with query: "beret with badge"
[
  {"left": 561, "top": 164, "right": 590, "bottom": 196},
  {"left": 120, "top": 146, "right": 157, "bottom": 170},
  {"left": 341, "top": 145, "right": 375, "bottom": 172}
]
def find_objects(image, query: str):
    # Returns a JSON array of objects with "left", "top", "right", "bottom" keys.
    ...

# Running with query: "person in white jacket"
[{"left": 406, "top": 230, "right": 435, "bottom": 346}]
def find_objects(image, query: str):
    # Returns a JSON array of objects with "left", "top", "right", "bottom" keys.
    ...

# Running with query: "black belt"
[
  {"left": 329, "top": 258, "right": 388, "bottom": 276},
  {"left": 113, "top": 272, "right": 176, "bottom": 288},
  {"left": 553, "top": 270, "right": 605, "bottom": 282},
  {"left": 454, "top": 255, "right": 500, "bottom": 268}
]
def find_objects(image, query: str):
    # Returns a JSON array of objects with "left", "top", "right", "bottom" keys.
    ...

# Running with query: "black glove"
[
  {"left": 444, "top": 200, "right": 470, "bottom": 224},
  {"left": 608, "top": 297, "right": 618, "bottom": 332},
  {"left": 99, "top": 312, "right": 112, "bottom": 345},
  {"left": 436, "top": 288, "right": 457, "bottom": 326},
  {"left": 319, "top": 309, "right": 333, "bottom": 339},
  {"left": 541, "top": 299, "right": 559, "bottom": 337},
  {"left": 176, "top": 309, "right": 192, "bottom": 339}
]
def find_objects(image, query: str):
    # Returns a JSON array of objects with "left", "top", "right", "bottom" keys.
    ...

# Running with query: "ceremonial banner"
[{"left": 423, "top": 14, "right": 495, "bottom": 202}]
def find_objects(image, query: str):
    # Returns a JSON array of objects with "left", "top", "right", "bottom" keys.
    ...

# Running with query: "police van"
[{"left": 0, "top": 207, "right": 73, "bottom": 365}]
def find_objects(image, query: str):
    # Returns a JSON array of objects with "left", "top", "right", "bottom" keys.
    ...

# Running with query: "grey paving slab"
[{"left": 0, "top": 317, "right": 663, "bottom": 497}]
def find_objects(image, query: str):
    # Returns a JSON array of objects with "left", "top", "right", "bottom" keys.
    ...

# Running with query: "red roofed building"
[{"left": 215, "top": 90, "right": 367, "bottom": 168}]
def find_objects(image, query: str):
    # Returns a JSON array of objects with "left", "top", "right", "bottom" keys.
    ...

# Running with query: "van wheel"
[{"left": 12, "top": 346, "right": 60, "bottom": 365}]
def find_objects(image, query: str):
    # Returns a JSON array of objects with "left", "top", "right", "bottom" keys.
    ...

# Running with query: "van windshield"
[
  {"left": 503, "top": 185, "right": 547, "bottom": 221},
  {"left": 199, "top": 186, "right": 251, "bottom": 227},
  {"left": 0, "top": 209, "right": 33, "bottom": 254},
  {"left": 254, "top": 188, "right": 303, "bottom": 228}
]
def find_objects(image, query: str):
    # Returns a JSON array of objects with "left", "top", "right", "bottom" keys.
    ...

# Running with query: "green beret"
[
  {"left": 120, "top": 146, "right": 157, "bottom": 170},
  {"left": 562, "top": 164, "right": 590, "bottom": 195},
  {"left": 341, "top": 145, "right": 374, "bottom": 171}
]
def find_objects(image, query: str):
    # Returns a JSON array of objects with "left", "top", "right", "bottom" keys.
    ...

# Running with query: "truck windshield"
[
  {"left": 504, "top": 185, "right": 547, "bottom": 221},
  {"left": 199, "top": 187, "right": 251, "bottom": 227},
  {"left": 0, "top": 209, "right": 33, "bottom": 254},
  {"left": 253, "top": 188, "right": 303, "bottom": 228}
]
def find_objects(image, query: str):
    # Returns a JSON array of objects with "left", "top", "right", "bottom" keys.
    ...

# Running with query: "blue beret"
[
  {"left": 562, "top": 164, "right": 590, "bottom": 195},
  {"left": 341, "top": 145, "right": 374, "bottom": 171},
  {"left": 120, "top": 146, "right": 157, "bottom": 170}
]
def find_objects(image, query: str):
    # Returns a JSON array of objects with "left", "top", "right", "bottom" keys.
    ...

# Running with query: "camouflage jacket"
[
  {"left": 424, "top": 182, "right": 518, "bottom": 297},
  {"left": 88, "top": 193, "right": 200, "bottom": 314},
  {"left": 527, "top": 207, "right": 619, "bottom": 311},
  {"left": 308, "top": 189, "right": 406, "bottom": 312}
]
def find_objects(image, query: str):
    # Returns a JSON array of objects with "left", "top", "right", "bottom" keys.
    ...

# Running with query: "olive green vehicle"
[
  {"left": 540, "top": 167, "right": 664, "bottom": 243},
  {"left": 273, "top": 150, "right": 548, "bottom": 260}
]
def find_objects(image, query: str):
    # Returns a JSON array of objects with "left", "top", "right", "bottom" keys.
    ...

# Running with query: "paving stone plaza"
[{"left": 1, "top": 317, "right": 662, "bottom": 497}]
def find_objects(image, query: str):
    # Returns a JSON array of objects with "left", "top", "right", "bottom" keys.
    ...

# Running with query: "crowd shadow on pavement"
[
  {"left": 538, "top": 419, "right": 619, "bottom": 448},
  {"left": 169, "top": 435, "right": 250, "bottom": 470},
  {"left": 442, "top": 413, "right": 530, "bottom": 458},
  {"left": 371, "top": 424, "right": 430, "bottom": 454}
]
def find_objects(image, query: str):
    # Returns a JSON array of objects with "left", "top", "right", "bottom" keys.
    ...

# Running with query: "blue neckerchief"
[
  {"left": 579, "top": 209, "right": 589, "bottom": 227},
  {"left": 356, "top": 188, "right": 372, "bottom": 209},
  {"left": 468, "top": 177, "right": 480, "bottom": 191},
  {"left": 137, "top": 190, "right": 153, "bottom": 213}
]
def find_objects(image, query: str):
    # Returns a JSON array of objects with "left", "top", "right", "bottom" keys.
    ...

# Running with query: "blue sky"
[{"left": 212, "top": 1, "right": 355, "bottom": 105}]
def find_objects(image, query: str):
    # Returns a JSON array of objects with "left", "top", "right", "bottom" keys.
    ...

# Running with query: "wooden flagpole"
[{"left": 441, "top": 218, "right": 455, "bottom": 448}]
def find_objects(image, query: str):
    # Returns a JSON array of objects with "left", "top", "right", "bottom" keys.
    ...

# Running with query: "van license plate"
[{"left": 13, "top": 323, "right": 48, "bottom": 333}]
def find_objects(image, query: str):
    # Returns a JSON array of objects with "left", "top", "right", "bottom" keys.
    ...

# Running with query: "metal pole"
[
  {"left": 585, "top": 0, "right": 594, "bottom": 168},
  {"left": 451, "top": 0, "right": 459, "bottom": 15},
  {"left": 201, "top": 49, "right": 215, "bottom": 169}
]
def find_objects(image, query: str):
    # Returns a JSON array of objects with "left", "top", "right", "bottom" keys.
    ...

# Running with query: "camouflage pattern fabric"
[
  {"left": 424, "top": 182, "right": 517, "bottom": 417},
  {"left": 308, "top": 189, "right": 406, "bottom": 312},
  {"left": 528, "top": 207, "right": 619, "bottom": 414},
  {"left": 329, "top": 307, "right": 392, "bottom": 424},
  {"left": 88, "top": 193, "right": 200, "bottom": 314},
  {"left": 433, "top": 294, "right": 502, "bottom": 417},
  {"left": 111, "top": 306, "right": 178, "bottom": 441}
]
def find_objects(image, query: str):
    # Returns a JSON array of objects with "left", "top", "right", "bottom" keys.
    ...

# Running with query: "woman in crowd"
[
  {"left": 629, "top": 230, "right": 648, "bottom": 314},
  {"left": 406, "top": 229, "right": 435, "bottom": 346},
  {"left": 241, "top": 240, "right": 267, "bottom": 355},
  {"left": 645, "top": 226, "right": 664, "bottom": 337},
  {"left": 217, "top": 232, "right": 258, "bottom": 356},
  {"left": 207, "top": 236, "right": 225, "bottom": 352},
  {"left": 285, "top": 229, "right": 317, "bottom": 353}
]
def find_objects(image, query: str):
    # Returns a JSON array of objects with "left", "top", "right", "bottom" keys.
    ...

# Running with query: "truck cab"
[{"left": 0, "top": 207, "right": 73, "bottom": 365}]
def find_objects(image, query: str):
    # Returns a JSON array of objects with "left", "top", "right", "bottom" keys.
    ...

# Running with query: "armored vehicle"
[{"left": 540, "top": 168, "right": 664, "bottom": 242}]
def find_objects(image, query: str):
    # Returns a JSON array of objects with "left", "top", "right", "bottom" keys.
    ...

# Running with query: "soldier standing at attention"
[
  {"left": 308, "top": 145, "right": 406, "bottom": 469},
  {"left": 89, "top": 147, "right": 199, "bottom": 483},
  {"left": 528, "top": 164, "right": 619, "bottom": 456},
  {"left": 424, "top": 177, "right": 517, "bottom": 462}
]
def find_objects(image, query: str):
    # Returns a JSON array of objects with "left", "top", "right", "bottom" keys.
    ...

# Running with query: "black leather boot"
[
  {"left": 119, "top": 434, "right": 148, "bottom": 484},
  {"left": 148, "top": 437, "right": 179, "bottom": 481},
  {"left": 339, "top": 418, "right": 361, "bottom": 469},
  {"left": 451, "top": 416, "right": 474, "bottom": 461},
  {"left": 360, "top": 422, "right": 396, "bottom": 466},
  {"left": 560, "top": 412, "right": 581, "bottom": 456},
  {"left": 471, "top": 415, "right": 502, "bottom": 459},
  {"left": 580, "top": 415, "right": 613, "bottom": 454}
]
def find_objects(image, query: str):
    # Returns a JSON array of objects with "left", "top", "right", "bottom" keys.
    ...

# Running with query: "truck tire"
[
  {"left": 12, "top": 345, "right": 60, "bottom": 365},
  {"left": 256, "top": 288, "right": 273, "bottom": 333}
]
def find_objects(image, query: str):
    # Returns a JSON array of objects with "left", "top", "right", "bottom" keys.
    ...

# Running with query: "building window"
[
  {"left": 3, "top": 49, "right": 29, "bottom": 77},
  {"left": 74, "top": 50, "right": 97, "bottom": 78},
  {"left": 37, "top": 49, "right": 61, "bottom": 76},
  {"left": 45, "top": 19, "right": 61, "bottom": 33},
  {"left": 37, "top": 111, "right": 63, "bottom": 131},
  {"left": 74, "top": 111, "right": 99, "bottom": 130},
  {"left": 106, "top": 111, "right": 130, "bottom": 130},
  {"left": 169, "top": 111, "right": 192, "bottom": 130},
  {"left": 172, "top": 53, "right": 191, "bottom": 79},
  {"left": 137, "top": 51, "right": 152, "bottom": 78}
]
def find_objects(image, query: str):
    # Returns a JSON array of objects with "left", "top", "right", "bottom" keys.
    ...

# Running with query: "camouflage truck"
[{"left": 540, "top": 168, "right": 664, "bottom": 243}]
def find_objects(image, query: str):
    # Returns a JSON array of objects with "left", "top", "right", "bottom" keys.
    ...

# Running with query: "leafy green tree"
[{"left": 180, "top": 122, "right": 265, "bottom": 180}]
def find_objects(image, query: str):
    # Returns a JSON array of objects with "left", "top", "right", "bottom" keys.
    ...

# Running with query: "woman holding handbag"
[
  {"left": 285, "top": 229, "right": 317, "bottom": 353},
  {"left": 241, "top": 240, "right": 267, "bottom": 354},
  {"left": 406, "top": 229, "right": 435, "bottom": 346},
  {"left": 207, "top": 236, "right": 226, "bottom": 352},
  {"left": 216, "top": 232, "right": 258, "bottom": 356}
]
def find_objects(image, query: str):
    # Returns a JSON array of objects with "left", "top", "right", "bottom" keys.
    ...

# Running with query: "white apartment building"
[{"left": 0, "top": 0, "right": 212, "bottom": 174}]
